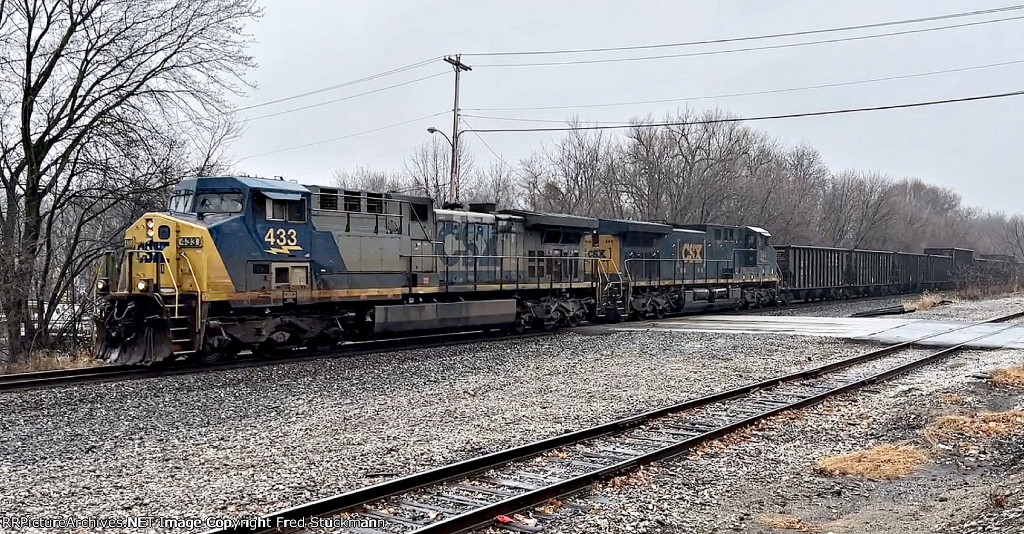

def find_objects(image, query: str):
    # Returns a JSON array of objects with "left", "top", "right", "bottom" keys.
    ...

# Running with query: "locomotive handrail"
[
  {"left": 400, "top": 253, "right": 599, "bottom": 291},
  {"left": 121, "top": 249, "right": 181, "bottom": 316},
  {"left": 179, "top": 252, "right": 202, "bottom": 331}
]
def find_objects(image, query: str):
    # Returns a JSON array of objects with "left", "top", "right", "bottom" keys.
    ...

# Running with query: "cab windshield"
[
  {"left": 168, "top": 190, "right": 194, "bottom": 213},
  {"left": 195, "top": 192, "right": 244, "bottom": 214}
]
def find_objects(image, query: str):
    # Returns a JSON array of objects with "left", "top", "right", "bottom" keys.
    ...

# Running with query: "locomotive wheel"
[
  {"left": 194, "top": 344, "right": 240, "bottom": 365},
  {"left": 312, "top": 337, "right": 339, "bottom": 352},
  {"left": 195, "top": 350, "right": 225, "bottom": 365},
  {"left": 533, "top": 315, "right": 556, "bottom": 331},
  {"left": 548, "top": 310, "right": 564, "bottom": 330},
  {"left": 654, "top": 306, "right": 666, "bottom": 319},
  {"left": 603, "top": 309, "right": 624, "bottom": 323}
]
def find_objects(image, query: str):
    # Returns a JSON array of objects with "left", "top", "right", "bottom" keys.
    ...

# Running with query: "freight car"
[
  {"left": 94, "top": 175, "right": 1018, "bottom": 365},
  {"left": 774, "top": 246, "right": 956, "bottom": 301}
]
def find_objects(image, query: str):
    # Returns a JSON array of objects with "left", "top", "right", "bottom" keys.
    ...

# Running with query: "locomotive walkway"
[{"left": 205, "top": 309, "right": 1024, "bottom": 534}]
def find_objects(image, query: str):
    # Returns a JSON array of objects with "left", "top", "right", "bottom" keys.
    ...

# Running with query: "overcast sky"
[{"left": 227, "top": 0, "right": 1024, "bottom": 214}]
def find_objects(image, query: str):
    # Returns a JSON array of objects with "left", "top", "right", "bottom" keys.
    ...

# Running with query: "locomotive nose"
[
  {"left": 121, "top": 215, "right": 179, "bottom": 293},
  {"left": 95, "top": 214, "right": 185, "bottom": 364}
]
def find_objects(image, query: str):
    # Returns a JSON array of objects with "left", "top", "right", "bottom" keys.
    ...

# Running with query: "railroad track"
[
  {"left": 0, "top": 292, "right": 927, "bottom": 392},
  {"left": 0, "top": 330, "right": 554, "bottom": 392},
  {"left": 207, "top": 309, "right": 1024, "bottom": 534}
]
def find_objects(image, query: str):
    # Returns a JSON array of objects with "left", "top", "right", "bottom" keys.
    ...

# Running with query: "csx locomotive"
[{"left": 94, "top": 175, "right": 1017, "bottom": 365}]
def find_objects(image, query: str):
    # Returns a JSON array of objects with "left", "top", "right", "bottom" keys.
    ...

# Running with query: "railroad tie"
[
  {"left": 397, "top": 499, "right": 459, "bottom": 515},
  {"left": 451, "top": 483, "right": 516, "bottom": 497}
]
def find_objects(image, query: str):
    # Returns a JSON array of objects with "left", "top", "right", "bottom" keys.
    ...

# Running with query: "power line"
[
  {"left": 243, "top": 72, "right": 448, "bottom": 121},
  {"left": 465, "top": 59, "right": 1024, "bottom": 113},
  {"left": 236, "top": 57, "right": 440, "bottom": 112},
  {"left": 465, "top": 91, "right": 1024, "bottom": 133},
  {"left": 474, "top": 15, "right": 1024, "bottom": 67},
  {"left": 464, "top": 114, "right": 632, "bottom": 125},
  {"left": 238, "top": 111, "right": 448, "bottom": 160},
  {"left": 463, "top": 4, "right": 1024, "bottom": 56},
  {"left": 460, "top": 118, "right": 515, "bottom": 172},
  {"left": 292, "top": 143, "right": 426, "bottom": 178}
]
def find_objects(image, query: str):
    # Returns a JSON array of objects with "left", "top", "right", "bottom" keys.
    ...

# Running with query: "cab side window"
[{"left": 265, "top": 197, "right": 307, "bottom": 223}]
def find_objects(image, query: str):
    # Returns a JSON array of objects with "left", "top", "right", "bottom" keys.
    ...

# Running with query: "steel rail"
[
  {"left": 0, "top": 365, "right": 142, "bottom": 390},
  {"left": 203, "top": 309, "right": 1023, "bottom": 534},
  {"left": 0, "top": 293, "right": 909, "bottom": 392},
  {"left": 414, "top": 314, "right": 1024, "bottom": 534},
  {"left": 0, "top": 330, "right": 555, "bottom": 392}
]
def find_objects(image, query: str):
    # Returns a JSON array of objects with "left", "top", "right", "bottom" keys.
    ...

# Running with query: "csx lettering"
[
  {"left": 682, "top": 243, "right": 704, "bottom": 262},
  {"left": 135, "top": 241, "right": 169, "bottom": 263}
]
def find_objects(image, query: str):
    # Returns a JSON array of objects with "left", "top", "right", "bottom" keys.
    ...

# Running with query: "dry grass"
[
  {"left": 991, "top": 366, "right": 1024, "bottom": 388},
  {"left": 903, "top": 291, "right": 948, "bottom": 311},
  {"left": 953, "top": 282, "right": 1020, "bottom": 301},
  {"left": 940, "top": 393, "right": 966, "bottom": 405},
  {"left": 923, "top": 410, "right": 1024, "bottom": 444},
  {"left": 816, "top": 444, "right": 929, "bottom": 480},
  {"left": 608, "top": 468, "right": 656, "bottom": 488},
  {"left": 534, "top": 499, "right": 563, "bottom": 515},
  {"left": 755, "top": 513, "right": 818, "bottom": 532},
  {"left": 0, "top": 349, "right": 97, "bottom": 375}
]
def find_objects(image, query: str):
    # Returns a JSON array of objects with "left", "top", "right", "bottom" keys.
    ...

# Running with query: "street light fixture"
[
  {"left": 427, "top": 126, "right": 462, "bottom": 208},
  {"left": 426, "top": 126, "right": 453, "bottom": 148}
]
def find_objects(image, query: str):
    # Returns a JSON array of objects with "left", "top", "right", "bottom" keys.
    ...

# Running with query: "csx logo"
[
  {"left": 682, "top": 243, "right": 704, "bottom": 262},
  {"left": 135, "top": 240, "right": 169, "bottom": 263}
]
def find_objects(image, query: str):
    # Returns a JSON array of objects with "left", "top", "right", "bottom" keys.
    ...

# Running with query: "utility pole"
[{"left": 443, "top": 54, "right": 471, "bottom": 206}]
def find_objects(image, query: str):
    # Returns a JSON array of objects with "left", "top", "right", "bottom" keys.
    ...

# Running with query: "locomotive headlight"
[
  {"left": 96, "top": 278, "right": 110, "bottom": 294},
  {"left": 147, "top": 228, "right": 155, "bottom": 237},
  {"left": 136, "top": 279, "right": 151, "bottom": 292},
  {"left": 146, "top": 219, "right": 155, "bottom": 229}
]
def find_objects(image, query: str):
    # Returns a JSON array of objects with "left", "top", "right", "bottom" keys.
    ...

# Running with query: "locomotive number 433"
[{"left": 265, "top": 228, "right": 298, "bottom": 246}]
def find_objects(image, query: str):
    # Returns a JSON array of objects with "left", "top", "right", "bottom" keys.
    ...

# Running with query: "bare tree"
[
  {"left": 999, "top": 215, "right": 1024, "bottom": 260},
  {"left": 326, "top": 106, "right": 1017, "bottom": 265},
  {"left": 186, "top": 115, "right": 244, "bottom": 176},
  {"left": 0, "top": 0, "right": 259, "bottom": 362},
  {"left": 819, "top": 171, "right": 898, "bottom": 249},
  {"left": 332, "top": 166, "right": 413, "bottom": 193},
  {"left": 463, "top": 160, "right": 517, "bottom": 209},
  {"left": 404, "top": 138, "right": 474, "bottom": 205},
  {"left": 517, "top": 120, "right": 623, "bottom": 217},
  {"left": 620, "top": 117, "right": 677, "bottom": 221},
  {"left": 663, "top": 109, "right": 750, "bottom": 224},
  {"left": 764, "top": 144, "right": 828, "bottom": 244}
]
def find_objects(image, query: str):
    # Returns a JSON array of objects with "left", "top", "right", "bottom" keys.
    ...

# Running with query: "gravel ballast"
[
  {"left": 1, "top": 329, "right": 862, "bottom": 532},
  {"left": 540, "top": 346, "right": 1024, "bottom": 534},
  {"left": 2, "top": 293, "right": 1021, "bottom": 533}
]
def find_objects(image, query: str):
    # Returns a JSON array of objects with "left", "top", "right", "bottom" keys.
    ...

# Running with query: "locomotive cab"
[{"left": 96, "top": 176, "right": 314, "bottom": 364}]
